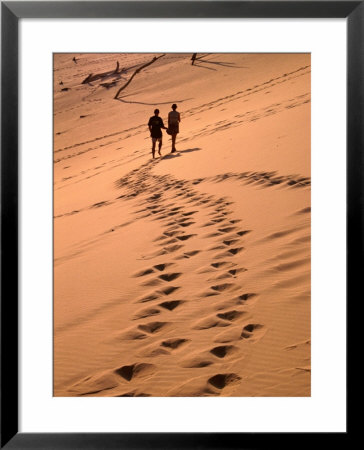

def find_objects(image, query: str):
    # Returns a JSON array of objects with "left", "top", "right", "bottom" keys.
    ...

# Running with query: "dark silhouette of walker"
[{"left": 148, "top": 109, "right": 167, "bottom": 159}]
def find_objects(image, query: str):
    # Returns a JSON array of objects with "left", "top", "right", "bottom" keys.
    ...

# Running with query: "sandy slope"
[{"left": 54, "top": 53, "right": 310, "bottom": 396}]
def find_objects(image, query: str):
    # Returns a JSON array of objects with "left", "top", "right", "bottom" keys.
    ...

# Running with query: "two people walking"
[{"left": 148, "top": 104, "right": 181, "bottom": 159}]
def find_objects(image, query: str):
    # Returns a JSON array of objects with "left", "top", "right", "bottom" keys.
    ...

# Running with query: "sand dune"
[{"left": 54, "top": 53, "right": 310, "bottom": 396}]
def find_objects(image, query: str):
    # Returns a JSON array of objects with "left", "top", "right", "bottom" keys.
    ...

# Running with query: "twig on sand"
[
  {"left": 81, "top": 61, "right": 123, "bottom": 84},
  {"left": 114, "top": 54, "right": 165, "bottom": 100}
]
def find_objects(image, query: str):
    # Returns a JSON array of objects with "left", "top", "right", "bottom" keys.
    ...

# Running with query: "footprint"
[
  {"left": 178, "top": 221, "right": 195, "bottom": 228},
  {"left": 217, "top": 310, "right": 245, "bottom": 321},
  {"left": 241, "top": 323, "right": 265, "bottom": 340},
  {"left": 133, "top": 307, "right": 161, "bottom": 320},
  {"left": 177, "top": 217, "right": 193, "bottom": 223},
  {"left": 236, "top": 230, "right": 251, "bottom": 237},
  {"left": 210, "top": 283, "right": 238, "bottom": 293},
  {"left": 203, "top": 232, "right": 223, "bottom": 238},
  {"left": 208, "top": 272, "right": 233, "bottom": 281},
  {"left": 197, "top": 199, "right": 212, "bottom": 206},
  {"left": 160, "top": 238, "right": 179, "bottom": 246},
  {"left": 149, "top": 209, "right": 163, "bottom": 215},
  {"left": 228, "top": 268, "right": 247, "bottom": 276},
  {"left": 159, "top": 300, "right": 184, "bottom": 311},
  {"left": 227, "top": 247, "right": 244, "bottom": 255},
  {"left": 141, "top": 278, "right": 163, "bottom": 287},
  {"left": 196, "top": 266, "right": 216, "bottom": 274},
  {"left": 218, "top": 226, "right": 237, "bottom": 233},
  {"left": 175, "top": 250, "right": 200, "bottom": 260},
  {"left": 211, "top": 261, "right": 235, "bottom": 269},
  {"left": 115, "top": 363, "right": 155, "bottom": 382},
  {"left": 202, "top": 221, "right": 215, "bottom": 227},
  {"left": 215, "top": 247, "right": 244, "bottom": 258},
  {"left": 161, "top": 338, "right": 189, "bottom": 350},
  {"left": 119, "top": 329, "right": 147, "bottom": 340},
  {"left": 136, "top": 293, "right": 159, "bottom": 303},
  {"left": 176, "top": 234, "right": 196, "bottom": 241},
  {"left": 193, "top": 316, "right": 231, "bottom": 330},
  {"left": 138, "top": 346, "right": 170, "bottom": 358},
  {"left": 154, "top": 263, "right": 173, "bottom": 272},
  {"left": 158, "top": 273, "right": 181, "bottom": 282},
  {"left": 265, "top": 228, "right": 297, "bottom": 240},
  {"left": 138, "top": 321, "right": 168, "bottom": 334},
  {"left": 185, "top": 250, "right": 200, "bottom": 257},
  {"left": 165, "top": 377, "right": 216, "bottom": 397},
  {"left": 210, "top": 345, "right": 238, "bottom": 358},
  {"left": 223, "top": 239, "right": 239, "bottom": 246},
  {"left": 272, "top": 258, "right": 309, "bottom": 272},
  {"left": 116, "top": 391, "right": 151, "bottom": 397},
  {"left": 180, "top": 357, "right": 213, "bottom": 368},
  {"left": 90, "top": 201, "right": 111, "bottom": 209},
  {"left": 234, "top": 293, "right": 257, "bottom": 304},
  {"left": 132, "top": 268, "right": 154, "bottom": 277},
  {"left": 68, "top": 372, "right": 118, "bottom": 396},
  {"left": 157, "top": 286, "right": 180, "bottom": 296},
  {"left": 295, "top": 206, "right": 311, "bottom": 215},
  {"left": 162, "top": 231, "right": 179, "bottom": 238},
  {"left": 214, "top": 327, "right": 242, "bottom": 343},
  {"left": 284, "top": 339, "right": 310, "bottom": 351},
  {"left": 208, "top": 245, "right": 227, "bottom": 251},
  {"left": 207, "top": 373, "right": 241, "bottom": 390}
]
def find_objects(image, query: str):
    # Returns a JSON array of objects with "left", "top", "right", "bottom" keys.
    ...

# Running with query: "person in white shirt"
[{"left": 168, "top": 104, "right": 181, "bottom": 153}]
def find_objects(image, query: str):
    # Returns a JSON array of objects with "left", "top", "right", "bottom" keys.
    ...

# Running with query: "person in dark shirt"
[{"left": 148, "top": 109, "right": 167, "bottom": 158}]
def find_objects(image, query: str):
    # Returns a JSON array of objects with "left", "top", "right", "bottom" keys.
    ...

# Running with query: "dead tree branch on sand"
[
  {"left": 114, "top": 54, "right": 165, "bottom": 100},
  {"left": 82, "top": 61, "right": 123, "bottom": 84}
]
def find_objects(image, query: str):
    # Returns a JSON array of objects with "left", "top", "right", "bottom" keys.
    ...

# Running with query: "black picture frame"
[{"left": 1, "top": 1, "right": 357, "bottom": 448}]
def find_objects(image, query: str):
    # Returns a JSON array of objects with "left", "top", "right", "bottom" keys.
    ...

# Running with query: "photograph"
[{"left": 53, "top": 52, "right": 311, "bottom": 397}]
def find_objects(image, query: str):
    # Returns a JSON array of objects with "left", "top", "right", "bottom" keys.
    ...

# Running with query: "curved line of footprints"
[
  {"left": 69, "top": 159, "right": 304, "bottom": 396},
  {"left": 112, "top": 161, "right": 267, "bottom": 396}
]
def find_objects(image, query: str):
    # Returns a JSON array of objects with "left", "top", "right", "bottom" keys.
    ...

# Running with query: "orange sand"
[{"left": 54, "top": 53, "right": 310, "bottom": 397}]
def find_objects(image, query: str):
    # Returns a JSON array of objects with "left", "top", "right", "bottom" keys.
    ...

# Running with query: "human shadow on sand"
[
  {"left": 116, "top": 97, "right": 193, "bottom": 106},
  {"left": 192, "top": 64, "right": 217, "bottom": 71},
  {"left": 194, "top": 54, "right": 247, "bottom": 69},
  {"left": 161, "top": 153, "right": 181, "bottom": 160},
  {"left": 178, "top": 148, "right": 202, "bottom": 154},
  {"left": 162, "top": 148, "right": 202, "bottom": 159}
]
